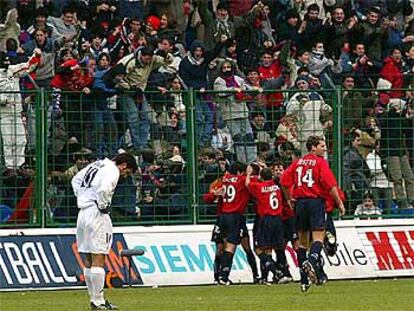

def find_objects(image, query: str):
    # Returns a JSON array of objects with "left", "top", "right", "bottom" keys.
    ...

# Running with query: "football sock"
[
  {"left": 309, "top": 241, "right": 323, "bottom": 267},
  {"left": 297, "top": 248, "right": 308, "bottom": 285},
  {"left": 258, "top": 253, "right": 276, "bottom": 275},
  {"left": 83, "top": 267, "right": 92, "bottom": 301},
  {"left": 245, "top": 250, "right": 259, "bottom": 278},
  {"left": 90, "top": 267, "right": 106, "bottom": 306},
  {"left": 220, "top": 251, "right": 234, "bottom": 281},
  {"left": 276, "top": 249, "right": 290, "bottom": 276},
  {"left": 214, "top": 253, "right": 222, "bottom": 281},
  {"left": 260, "top": 260, "right": 266, "bottom": 281}
]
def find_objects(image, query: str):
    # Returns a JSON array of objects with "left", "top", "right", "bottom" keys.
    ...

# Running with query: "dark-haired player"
[
  {"left": 217, "top": 161, "right": 255, "bottom": 285},
  {"left": 73, "top": 153, "right": 138, "bottom": 310},
  {"left": 271, "top": 161, "right": 297, "bottom": 284},
  {"left": 246, "top": 166, "right": 284, "bottom": 285},
  {"left": 280, "top": 136, "right": 345, "bottom": 292}
]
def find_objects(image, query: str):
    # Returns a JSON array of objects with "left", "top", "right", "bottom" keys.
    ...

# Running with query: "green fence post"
[
  {"left": 185, "top": 88, "right": 198, "bottom": 224},
  {"left": 35, "top": 88, "right": 47, "bottom": 228},
  {"left": 333, "top": 87, "right": 343, "bottom": 187}
]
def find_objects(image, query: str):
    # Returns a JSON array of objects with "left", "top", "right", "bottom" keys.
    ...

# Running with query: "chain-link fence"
[{"left": 0, "top": 87, "right": 413, "bottom": 228}]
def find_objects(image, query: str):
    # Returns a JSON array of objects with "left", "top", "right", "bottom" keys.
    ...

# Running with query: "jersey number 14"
[{"left": 296, "top": 167, "right": 315, "bottom": 187}]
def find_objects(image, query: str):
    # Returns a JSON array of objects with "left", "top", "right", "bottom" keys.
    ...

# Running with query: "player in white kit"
[{"left": 72, "top": 153, "right": 137, "bottom": 310}]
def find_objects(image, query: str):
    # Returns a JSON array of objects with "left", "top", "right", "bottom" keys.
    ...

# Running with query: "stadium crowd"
[{"left": 0, "top": 0, "right": 413, "bottom": 225}]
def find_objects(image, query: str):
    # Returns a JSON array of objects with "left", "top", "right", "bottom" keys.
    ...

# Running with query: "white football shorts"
[{"left": 76, "top": 207, "right": 113, "bottom": 254}]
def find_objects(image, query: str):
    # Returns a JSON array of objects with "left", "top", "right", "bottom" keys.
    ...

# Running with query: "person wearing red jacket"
[
  {"left": 50, "top": 52, "right": 94, "bottom": 145},
  {"left": 258, "top": 50, "right": 285, "bottom": 126},
  {"left": 380, "top": 48, "right": 404, "bottom": 99},
  {"left": 280, "top": 135, "right": 345, "bottom": 292}
]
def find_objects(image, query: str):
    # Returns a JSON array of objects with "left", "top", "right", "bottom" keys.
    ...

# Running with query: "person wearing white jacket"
[
  {"left": 0, "top": 53, "right": 28, "bottom": 171},
  {"left": 285, "top": 74, "right": 332, "bottom": 156},
  {"left": 366, "top": 143, "right": 394, "bottom": 211}
]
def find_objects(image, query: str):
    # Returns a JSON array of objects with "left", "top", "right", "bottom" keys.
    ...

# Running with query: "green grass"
[{"left": 1, "top": 279, "right": 413, "bottom": 311}]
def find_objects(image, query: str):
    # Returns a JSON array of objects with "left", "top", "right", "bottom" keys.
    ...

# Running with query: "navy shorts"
[
  {"left": 295, "top": 198, "right": 326, "bottom": 231},
  {"left": 211, "top": 215, "right": 224, "bottom": 243},
  {"left": 219, "top": 213, "right": 248, "bottom": 245},
  {"left": 254, "top": 215, "right": 283, "bottom": 249},
  {"left": 283, "top": 217, "right": 298, "bottom": 242}
]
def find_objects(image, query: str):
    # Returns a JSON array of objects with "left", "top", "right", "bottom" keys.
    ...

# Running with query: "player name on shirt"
[
  {"left": 222, "top": 176, "right": 239, "bottom": 183},
  {"left": 297, "top": 159, "right": 316, "bottom": 166},
  {"left": 261, "top": 185, "right": 280, "bottom": 193}
]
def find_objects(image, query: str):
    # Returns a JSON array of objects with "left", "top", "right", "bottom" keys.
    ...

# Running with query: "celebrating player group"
[{"left": 204, "top": 136, "right": 345, "bottom": 292}]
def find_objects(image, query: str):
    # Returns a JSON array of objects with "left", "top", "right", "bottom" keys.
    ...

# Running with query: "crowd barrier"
[
  {"left": 0, "top": 88, "right": 413, "bottom": 228},
  {"left": 0, "top": 219, "right": 413, "bottom": 291}
]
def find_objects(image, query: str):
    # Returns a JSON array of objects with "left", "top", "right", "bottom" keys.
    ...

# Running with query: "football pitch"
[{"left": 1, "top": 279, "right": 413, "bottom": 311}]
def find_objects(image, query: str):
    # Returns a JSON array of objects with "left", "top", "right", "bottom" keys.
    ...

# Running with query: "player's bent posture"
[
  {"left": 280, "top": 136, "right": 345, "bottom": 292},
  {"left": 72, "top": 153, "right": 138, "bottom": 310},
  {"left": 246, "top": 166, "right": 285, "bottom": 285},
  {"left": 206, "top": 173, "right": 259, "bottom": 285},
  {"left": 217, "top": 161, "right": 255, "bottom": 285}
]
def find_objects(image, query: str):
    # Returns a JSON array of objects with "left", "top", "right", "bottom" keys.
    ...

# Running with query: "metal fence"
[{"left": 0, "top": 87, "right": 413, "bottom": 228}]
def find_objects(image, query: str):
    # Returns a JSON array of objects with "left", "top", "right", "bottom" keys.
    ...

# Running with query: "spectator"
[
  {"left": 89, "top": 52, "right": 123, "bottom": 158},
  {"left": 343, "top": 131, "right": 371, "bottom": 212},
  {"left": 49, "top": 147, "right": 93, "bottom": 222},
  {"left": 179, "top": 38, "right": 224, "bottom": 147},
  {"left": 277, "top": 9, "right": 300, "bottom": 45},
  {"left": 379, "top": 99, "right": 414, "bottom": 209},
  {"left": 297, "top": 4, "right": 325, "bottom": 51},
  {"left": 308, "top": 41, "right": 342, "bottom": 89},
  {"left": 352, "top": 6, "right": 388, "bottom": 71},
  {"left": 342, "top": 74, "right": 374, "bottom": 131},
  {"left": 285, "top": 74, "right": 332, "bottom": 155},
  {"left": 257, "top": 49, "right": 286, "bottom": 128},
  {"left": 380, "top": 47, "right": 404, "bottom": 98},
  {"left": 324, "top": 6, "right": 355, "bottom": 59},
  {"left": 0, "top": 52, "right": 27, "bottom": 172},
  {"left": 157, "top": 12, "right": 181, "bottom": 43},
  {"left": 366, "top": 141, "right": 394, "bottom": 212},
  {"left": 0, "top": 9, "right": 20, "bottom": 53},
  {"left": 26, "top": 7, "right": 53, "bottom": 39},
  {"left": 89, "top": 0, "right": 118, "bottom": 28},
  {"left": 275, "top": 114, "right": 300, "bottom": 152},
  {"left": 20, "top": 27, "right": 66, "bottom": 88},
  {"left": 354, "top": 192, "right": 382, "bottom": 217},
  {"left": 250, "top": 110, "right": 272, "bottom": 145},
  {"left": 349, "top": 42, "right": 376, "bottom": 89},
  {"left": 213, "top": 59, "right": 257, "bottom": 163},
  {"left": 46, "top": 5, "right": 77, "bottom": 43},
  {"left": 115, "top": 46, "right": 173, "bottom": 153}
]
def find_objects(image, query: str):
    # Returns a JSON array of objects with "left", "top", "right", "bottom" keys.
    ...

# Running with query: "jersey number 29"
[{"left": 223, "top": 185, "right": 236, "bottom": 203}]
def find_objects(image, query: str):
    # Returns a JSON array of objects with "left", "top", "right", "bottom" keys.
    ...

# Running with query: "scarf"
[
  {"left": 187, "top": 53, "right": 204, "bottom": 66},
  {"left": 223, "top": 75, "right": 239, "bottom": 88}
]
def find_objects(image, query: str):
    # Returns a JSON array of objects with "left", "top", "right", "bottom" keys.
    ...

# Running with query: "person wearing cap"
[
  {"left": 285, "top": 74, "right": 332, "bottom": 156},
  {"left": 115, "top": 46, "right": 173, "bottom": 153}
]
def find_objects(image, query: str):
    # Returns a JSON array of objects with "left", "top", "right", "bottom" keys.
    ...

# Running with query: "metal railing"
[{"left": 0, "top": 87, "right": 412, "bottom": 228}]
